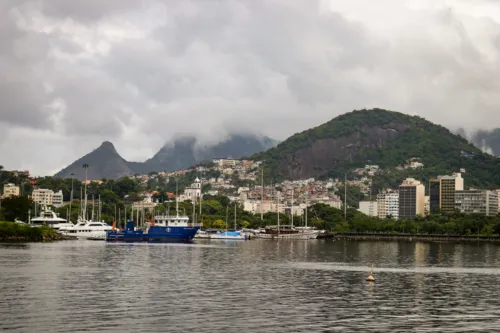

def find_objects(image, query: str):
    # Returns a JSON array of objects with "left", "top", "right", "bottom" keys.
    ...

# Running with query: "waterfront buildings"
[
  {"left": 455, "top": 190, "right": 499, "bottom": 216},
  {"left": 429, "top": 173, "right": 464, "bottom": 214},
  {"left": 31, "top": 188, "right": 64, "bottom": 207},
  {"left": 358, "top": 201, "right": 378, "bottom": 217},
  {"left": 2, "top": 183, "right": 20, "bottom": 198},
  {"left": 398, "top": 178, "right": 425, "bottom": 219},
  {"left": 377, "top": 191, "right": 399, "bottom": 219},
  {"left": 31, "top": 189, "right": 55, "bottom": 206}
]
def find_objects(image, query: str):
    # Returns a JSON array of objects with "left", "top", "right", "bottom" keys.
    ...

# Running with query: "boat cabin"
[{"left": 153, "top": 214, "right": 191, "bottom": 227}]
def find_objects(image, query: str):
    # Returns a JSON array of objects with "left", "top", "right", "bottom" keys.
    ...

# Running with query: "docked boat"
[
  {"left": 195, "top": 229, "right": 220, "bottom": 238},
  {"left": 256, "top": 225, "right": 319, "bottom": 240},
  {"left": 30, "top": 206, "right": 73, "bottom": 230},
  {"left": 59, "top": 218, "right": 112, "bottom": 240},
  {"left": 256, "top": 189, "right": 318, "bottom": 240},
  {"left": 106, "top": 213, "right": 201, "bottom": 243},
  {"left": 210, "top": 230, "right": 247, "bottom": 240}
]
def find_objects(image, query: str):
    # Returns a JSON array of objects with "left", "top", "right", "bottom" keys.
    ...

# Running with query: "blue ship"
[{"left": 106, "top": 213, "right": 201, "bottom": 243}]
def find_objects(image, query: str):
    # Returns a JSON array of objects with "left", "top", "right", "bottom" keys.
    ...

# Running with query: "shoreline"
[{"left": 332, "top": 233, "right": 500, "bottom": 243}]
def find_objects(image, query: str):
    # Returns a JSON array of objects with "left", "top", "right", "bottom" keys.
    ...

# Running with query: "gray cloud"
[{"left": 0, "top": 0, "right": 500, "bottom": 175}]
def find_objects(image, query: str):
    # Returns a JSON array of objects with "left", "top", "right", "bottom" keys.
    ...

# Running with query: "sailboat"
[
  {"left": 256, "top": 188, "right": 319, "bottom": 240},
  {"left": 210, "top": 204, "right": 247, "bottom": 240}
]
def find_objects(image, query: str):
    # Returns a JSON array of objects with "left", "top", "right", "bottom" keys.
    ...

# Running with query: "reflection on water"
[{"left": 1, "top": 240, "right": 500, "bottom": 332}]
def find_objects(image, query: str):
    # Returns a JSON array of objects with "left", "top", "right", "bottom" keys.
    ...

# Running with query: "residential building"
[
  {"left": 2, "top": 183, "right": 20, "bottom": 198},
  {"left": 243, "top": 200, "right": 286, "bottom": 214},
  {"left": 132, "top": 194, "right": 158, "bottom": 211},
  {"left": 429, "top": 172, "right": 464, "bottom": 214},
  {"left": 399, "top": 178, "right": 425, "bottom": 219},
  {"left": 31, "top": 189, "right": 54, "bottom": 206},
  {"left": 52, "top": 190, "right": 64, "bottom": 208},
  {"left": 455, "top": 190, "right": 499, "bottom": 216},
  {"left": 358, "top": 201, "right": 378, "bottom": 217},
  {"left": 377, "top": 192, "right": 399, "bottom": 219}
]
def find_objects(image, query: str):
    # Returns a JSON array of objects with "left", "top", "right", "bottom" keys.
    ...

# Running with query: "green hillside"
[{"left": 252, "top": 108, "right": 500, "bottom": 189}]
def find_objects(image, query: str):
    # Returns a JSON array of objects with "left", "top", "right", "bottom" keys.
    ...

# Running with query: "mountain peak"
[{"left": 100, "top": 141, "right": 116, "bottom": 150}]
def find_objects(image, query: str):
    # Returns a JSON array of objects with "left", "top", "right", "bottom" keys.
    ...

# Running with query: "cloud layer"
[{"left": 1, "top": 0, "right": 499, "bottom": 175}]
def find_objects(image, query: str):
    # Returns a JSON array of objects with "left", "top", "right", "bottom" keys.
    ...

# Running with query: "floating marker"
[{"left": 366, "top": 264, "right": 375, "bottom": 282}]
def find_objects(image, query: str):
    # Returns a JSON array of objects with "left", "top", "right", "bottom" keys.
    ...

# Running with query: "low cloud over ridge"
[{"left": 1, "top": 0, "right": 499, "bottom": 175}]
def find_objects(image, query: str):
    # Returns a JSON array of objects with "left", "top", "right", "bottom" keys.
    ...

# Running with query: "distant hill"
[
  {"left": 55, "top": 134, "right": 278, "bottom": 180},
  {"left": 132, "top": 134, "right": 278, "bottom": 173},
  {"left": 54, "top": 141, "right": 135, "bottom": 181},
  {"left": 252, "top": 108, "right": 500, "bottom": 188}
]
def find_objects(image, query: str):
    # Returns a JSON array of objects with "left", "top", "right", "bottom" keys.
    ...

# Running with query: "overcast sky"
[{"left": 1, "top": 0, "right": 499, "bottom": 176}]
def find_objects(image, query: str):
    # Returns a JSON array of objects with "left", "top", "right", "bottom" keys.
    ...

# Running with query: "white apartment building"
[
  {"left": 377, "top": 192, "right": 399, "bottom": 219},
  {"left": 243, "top": 200, "right": 286, "bottom": 215},
  {"left": 358, "top": 201, "right": 378, "bottom": 217},
  {"left": 52, "top": 190, "right": 64, "bottom": 208},
  {"left": 32, "top": 189, "right": 54, "bottom": 206}
]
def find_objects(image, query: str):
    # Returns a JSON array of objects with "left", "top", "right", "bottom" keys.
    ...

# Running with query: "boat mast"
[
  {"left": 305, "top": 187, "right": 308, "bottom": 229},
  {"left": 225, "top": 206, "right": 228, "bottom": 233},
  {"left": 91, "top": 194, "right": 95, "bottom": 221},
  {"left": 83, "top": 164, "right": 88, "bottom": 221},
  {"left": 291, "top": 187, "right": 294, "bottom": 229},
  {"left": 277, "top": 191, "right": 280, "bottom": 237},
  {"left": 261, "top": 163, "right": 264, "bottom": 220},
  {"left": 344, "top": 173, "right": 347, "bottom": 219},
  {"left": 234, "top": 204, "right": 237, "bottom": 230},
  {"left": 176, "top": 178, "right": 179, "bottom": 218}
]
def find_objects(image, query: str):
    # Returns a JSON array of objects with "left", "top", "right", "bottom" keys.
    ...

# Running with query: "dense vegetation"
[
  {"left": 0, "top": 222, "right": 60, "bottom": 241},
  {"left": 251, "top": 109, "right": 500, "bottom": 188}
]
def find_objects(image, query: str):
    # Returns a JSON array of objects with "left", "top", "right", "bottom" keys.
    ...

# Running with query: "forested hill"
[{"left": 252, "top": 108, "right": 500, "bottom": 188}]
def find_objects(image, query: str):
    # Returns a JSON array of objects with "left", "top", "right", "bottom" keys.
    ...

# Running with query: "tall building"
[
  {"left": 377, "top": 192, "right": 399, "bottom": 219},
  {"left": 455, "top": 190, "right": 499, "bottom": 216},
  {"left": 429, "top": 172, "right": 464, "bottom": 214},
  {"left": 31, "top": 189, "right": 55, "bottom": 206},
  {"left": 398, "top": 178, "right": 425, "bottom": 219},
  {"left": 358, "top": 201, "right": 378, "bottom": 217},
  {"left": 2, "top": 183, "right": 20, "bottom": 198}
]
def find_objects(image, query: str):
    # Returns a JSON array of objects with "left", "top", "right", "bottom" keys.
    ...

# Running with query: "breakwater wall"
[{"left": 333, "top": 233, "right": 500, "bottom": 243}]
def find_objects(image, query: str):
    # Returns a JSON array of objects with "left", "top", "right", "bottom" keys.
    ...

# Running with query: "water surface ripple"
[{"left": 1, "top": 240, "right": 500, "bottom": 332}]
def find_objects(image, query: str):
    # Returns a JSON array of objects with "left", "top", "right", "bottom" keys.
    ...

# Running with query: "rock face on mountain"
[
  {"left": 55, "top": 134, "right": 278, "bottom": 180},
  {"left": 252, "top": 108, "right": 491, "bottom": 182},
  {"left": 54, "top": 141, "right": 135, "bottom": 181}
]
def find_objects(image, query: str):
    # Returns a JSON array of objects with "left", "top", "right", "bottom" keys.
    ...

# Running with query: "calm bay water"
[{"left": 1, "top": 239, "right": 500, "bottom": 332}]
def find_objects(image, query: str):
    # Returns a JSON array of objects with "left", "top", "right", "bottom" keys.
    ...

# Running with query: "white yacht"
[
  {"left": 59, "top": 217, "right": 112, "bottom": 240},
  {"left": 30, "top": 207, "right": 74, "bottom": 230}
]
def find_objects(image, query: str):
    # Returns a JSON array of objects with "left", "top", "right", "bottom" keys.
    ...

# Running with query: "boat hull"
[
  {"left": 106, "top": 225, "right": 201, "bottom": 243},
  {"left": 256, "top": 231, "right": 319, "bottom": 240}
]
